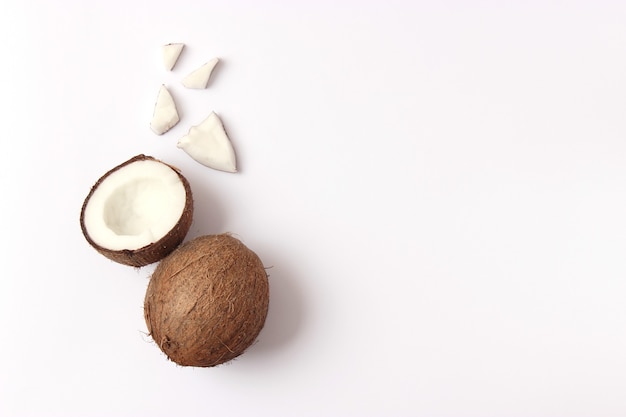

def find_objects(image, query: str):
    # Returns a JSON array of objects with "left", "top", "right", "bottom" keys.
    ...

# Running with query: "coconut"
[
  {"left": 144, "top": 234, "right": 269, "bottom": 367},
  {"left": 161, "top": 43, "right": 184, "bottom": 71},
  {"left": 80, "top": 154, "right": 193, "bottom": 267},
  {"left": 181, "top": 58, "right": 219, "bottom": 89},
  {"left": 150, "top": 85, "right": 180, "bottom": 135}
]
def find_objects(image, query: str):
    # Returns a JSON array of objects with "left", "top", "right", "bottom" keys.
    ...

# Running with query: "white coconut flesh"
[
  {"left": 178, "top": 112, "right": 237, "bottom": 172},
  {"left": 150, "top": 85, "right": 179, "bottom": 135},
  {"left": 82, "top": 160, "right": 187, "bottom": 251},
  {"left": 182, "top": 58, "right": 219, "bottom": 89},
  {"left": 162, "top": 43, "right": 184, "bottom": 71}
]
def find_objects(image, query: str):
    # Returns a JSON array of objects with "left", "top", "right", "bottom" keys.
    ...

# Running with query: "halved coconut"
[{"left": 80, "top": 155, "right": 193, "bottom": 267}]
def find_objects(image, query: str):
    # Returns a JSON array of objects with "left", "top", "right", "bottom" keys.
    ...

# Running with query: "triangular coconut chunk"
[
  {"left": 162, "top": 43, "right": 184, "bottom": 70},
  {"left": 182, "top": 58, "right": 219, "bottom": 89},
  {"left": 177, "top": 112, "right": 237, "bottom": 172},
  {"left": 150, "top": 85, "right": 180, "bottom": 135}
]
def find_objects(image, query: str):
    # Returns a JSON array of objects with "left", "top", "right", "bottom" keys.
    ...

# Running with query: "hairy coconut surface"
[
  {"left": 144, "top": 234, "right": 269, "bottom": 367},
  {"left": 80, "top": 154, "right": 193, "bottom": 267}
]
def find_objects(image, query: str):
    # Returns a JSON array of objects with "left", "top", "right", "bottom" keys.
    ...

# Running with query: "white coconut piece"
[
  {"left": 150, "top": 85, "right": 179, "bottom": 135},
  {"left": 177, "top": 112, "right": 237, "bottom": 173},
  {"left": 182, "top": 58, "right": 219, "bottom": 89},
  {"left": 82, "top": 158, "right": 188, "bottom": 251},
  {"left": 162, "top": 43, "right": 184, "bottom": 71}
]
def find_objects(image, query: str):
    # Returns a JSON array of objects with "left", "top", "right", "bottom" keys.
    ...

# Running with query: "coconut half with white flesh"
[{"left": 80, "top": 155, "right": 193, "bottom": 267}]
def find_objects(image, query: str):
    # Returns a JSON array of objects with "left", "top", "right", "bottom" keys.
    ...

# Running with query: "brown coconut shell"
[
  {"left": 79, "top": 154, "right": 193, "bottom": 267},
  {"left": 144, "top": 234, "right": 269, "bottom": 367}
]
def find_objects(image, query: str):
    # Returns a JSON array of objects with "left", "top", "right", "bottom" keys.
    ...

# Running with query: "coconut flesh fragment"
[
  {"left": 182, "top": 58, "right": 219, "bottom": 89},
  {"left": 162, "top": 43, "right": 184, "bottom": 71},
  {"left": 82, "top": 158, "right": 188, "bottom": 252},
  {"left": 177, "top": 112, "right": 237, "bottom": 172},
  {"left": 150, "top": 85, "right": 180, "bottom": 135}
]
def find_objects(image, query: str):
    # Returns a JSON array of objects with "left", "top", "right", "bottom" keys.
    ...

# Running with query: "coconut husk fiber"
[{"left": 144, "top": 234, "right": 269, "bottom": 367}]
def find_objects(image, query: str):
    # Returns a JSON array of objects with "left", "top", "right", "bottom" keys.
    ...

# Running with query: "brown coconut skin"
[
  {"left": 144, "top": 234, "right": 269, "bottom": 367},
  {"left": 79, "top": 154, "right": 193, "bottom": 267}
]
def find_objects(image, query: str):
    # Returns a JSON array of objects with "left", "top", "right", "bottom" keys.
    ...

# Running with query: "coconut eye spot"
[{"left": 83, "top": 160, "right": 187, "bottom": 251}]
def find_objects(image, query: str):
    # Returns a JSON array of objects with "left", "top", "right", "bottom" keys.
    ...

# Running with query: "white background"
[{"left": 1, "top": 1, "right": 626, "bottom": 416}]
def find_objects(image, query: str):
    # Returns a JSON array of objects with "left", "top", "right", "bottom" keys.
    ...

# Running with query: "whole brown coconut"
[{"left": 144, "top": 234, "right": 269, "bottom": 367}]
